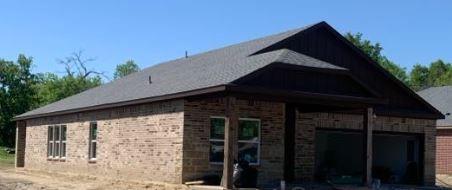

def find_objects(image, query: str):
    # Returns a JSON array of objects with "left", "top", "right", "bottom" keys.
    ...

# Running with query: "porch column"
[
  {"left": 222, "top": 96, "right": 238, "bottom": 189},
  {"left": 363, "top": 107, "right": 373, "bottom": 186},
  {"left": 15, "top": 121, "right": 26, "bottom": 168}
]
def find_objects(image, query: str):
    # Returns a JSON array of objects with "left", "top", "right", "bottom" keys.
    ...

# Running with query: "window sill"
[{"left": 47, "top": 157, "right": 66, "bottom": 162}]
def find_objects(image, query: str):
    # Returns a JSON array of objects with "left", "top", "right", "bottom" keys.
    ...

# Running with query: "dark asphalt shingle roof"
[
  {"left": 418, "top": 86, "right": 452, "bottom": 127},
  {"left": 18, "top": 23, "right": 345, "bottom": 119}
]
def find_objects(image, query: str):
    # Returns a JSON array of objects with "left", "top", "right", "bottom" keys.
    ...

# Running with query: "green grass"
[{"left": 0, "top": 147, "right": 15, "bottom": 168}]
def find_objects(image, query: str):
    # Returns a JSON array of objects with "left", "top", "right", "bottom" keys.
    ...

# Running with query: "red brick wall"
[{"left": 436, "top": 128, "right": 452, "bottom": 174}]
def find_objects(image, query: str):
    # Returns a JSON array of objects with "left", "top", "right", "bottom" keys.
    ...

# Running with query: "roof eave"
[{"left": 13, "top": 85, "right": 228, "bottom": 121}]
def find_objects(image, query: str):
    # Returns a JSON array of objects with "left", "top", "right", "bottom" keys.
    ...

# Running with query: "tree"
[
  {"left": 114, "top": 60, "right": 140, "bottom": 79},
  {"left": 0, "top": 55, "right": 38, "bottom": 146},
  {"left": 35, "top": 51, "right": 104, "bottom": 106},
  {"left": 427, "top": 59, "right": 451, "bottom": 86},
  {"left": 409, "top": 64, "right": 429, "bottom": 91},
  {"left": 344, "top": 32, "right": 409, "bottom": 84}
]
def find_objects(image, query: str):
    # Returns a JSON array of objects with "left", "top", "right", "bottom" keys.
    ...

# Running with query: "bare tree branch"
[{"left": 57, "top": 50, "right": 109, "bottom": 80}]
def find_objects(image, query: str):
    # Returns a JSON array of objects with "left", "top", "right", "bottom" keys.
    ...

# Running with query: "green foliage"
[
  {"left": 35, "top": 73, "right": 102, "bottom": 106},
  {"left": 409, "top": 64, "right": 430, "bottom": 91},
  {"left": 409, "top": 60, "right": 452, "bottom": 90},
  {"left": 0, "top": 52, "right": 103, "bottom": 147},
  {"left": 345, "top": 32, "right": 452, "bottom": 90},
  {"left": 0, "top": 55, "right": 38, "bottom": 146},
  {"left": 344, "top": 32, "right": 409, "bottom": 84},
  {"left": 114, "top": 60, "right": 140, "bottom": 79},
  {"left": 0, "top": 147, "right": 15, "bottom": 168}
]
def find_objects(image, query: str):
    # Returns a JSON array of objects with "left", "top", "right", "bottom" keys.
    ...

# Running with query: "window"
[
  {"left": 48, "top": 126, "right": 53, "bottom": 157},
  {"left": 47, "top": 125, "right": 67, "bottom": 159},
  {"left": 61, "top": 126, "right": 67, "bottom": 158},
  {"left": 209, "top": 117, "right": 260, "bottom": 165},
  {"left": 238, "top": 119, "right": 260, "bottom": 164},
  {"left": 89, "top": 122, "right": 97, "bottom": 160},
  {"left": 209, "top": 117, "right": 225, "bottom": 163}
]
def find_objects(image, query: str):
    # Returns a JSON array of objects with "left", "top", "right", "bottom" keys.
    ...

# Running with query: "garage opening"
[{"left": 314, "top": 129, "right": 423, "bottom": 185}]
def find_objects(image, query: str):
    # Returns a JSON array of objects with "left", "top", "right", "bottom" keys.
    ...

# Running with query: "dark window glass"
[
  {"left": 209, "top": 141, "right": 224, "bottom": 163},
  {"left": 238, "top": 120, "right": 259, "bottom": 141},
  {"left": 48, "top": 126, "right": 53, "bottom": 141},
  {"left": 54, "top": 126, "right": 60, "bottom": 141},
  {"left": 210, "top": 118, "right": 225, "bottom": 140},
  {"left": 92, "top": 142, "right": 96, "bottom": 159},
  {"left": 48, "top": 142, "right": 53, "bottom": 157},
  {"left": 90, "top": 123, "right": 97, "bottom": 140},
  {"left": 48, "top": 126, "right": 53, "bottom": 157},
  {"left": 89, "top": 122, "right": 98, "bottom": 159},
  {"left": 61, "top": 143, "right": 66, "bottom": 157},
  {"left": 55, "top": 142, "right": 60, "bottom": 157},
  {"left": 61, "top": 126, "right": 67, "bottom": 141}
]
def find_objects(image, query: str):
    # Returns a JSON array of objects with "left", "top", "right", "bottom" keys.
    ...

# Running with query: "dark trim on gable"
[
  {"left": 226, "top": 84, "right": 387, "bottom": 106},
  {"left": 318, "top": 22, "right": 444, "bottom": 119},
  {"left": 251, "top": 21, "right": 443, "bottom": 119},
  {"left": 233, "top": 62, "right": 382, "bottom": 99}
]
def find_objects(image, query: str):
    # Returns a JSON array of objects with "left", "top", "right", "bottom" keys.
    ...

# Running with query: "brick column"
[
  {"left": 423, "top": 123, "right": 436, "bottom": 186},
  {"left": 15, "top": 121, "right": 26, "bottom": 168}
]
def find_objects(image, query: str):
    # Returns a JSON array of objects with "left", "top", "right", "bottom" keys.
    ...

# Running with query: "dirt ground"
[
  {"left": 0, "top": 165, "right": 451, "bottom": 190},
  {"left": 0, "top": 165, "right": 175, "bottom": 190}
]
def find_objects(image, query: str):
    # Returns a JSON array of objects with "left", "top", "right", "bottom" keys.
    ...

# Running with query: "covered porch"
[
  {"left": 217, "top": 96, "right": 378, "bottom": 189},
  {"left": 182, "top": 60, "right": 435, "bottom": 189}
]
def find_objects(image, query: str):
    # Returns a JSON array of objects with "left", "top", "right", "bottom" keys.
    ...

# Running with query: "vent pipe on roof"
[
  {"left": 185, "top": 51, "right": 188, "bottom": 58},
  {"left": 148, "top": 75, "right": 152, "bottom": 84}
]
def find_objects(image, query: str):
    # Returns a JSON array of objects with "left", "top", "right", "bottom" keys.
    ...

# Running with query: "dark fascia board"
[
  {"left": 250, "top": 21, "right": 326, "bottom": 56},
  {"left": 276, "top": 63, "right": 383, "bottom": 98},
  {"left": 318, "top": 22, "right": 444, "bottom": 119},
  {"left": 233, "top": 62, "right": 382, "bottom": 99},
  {"left": 226, "top": 84, "right": 388, "bottom": 106},
  {"left": 13, "top": 85, "right": 228, "bottom": 121}
]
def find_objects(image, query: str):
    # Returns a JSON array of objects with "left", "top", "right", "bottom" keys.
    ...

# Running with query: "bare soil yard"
[{"left": 0, "top": 164, "right": 187, "bottom": 190}]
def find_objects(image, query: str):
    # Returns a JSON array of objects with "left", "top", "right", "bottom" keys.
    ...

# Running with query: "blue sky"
[{"left": 1, "top": 1, "right": 451, "bottom": 79}]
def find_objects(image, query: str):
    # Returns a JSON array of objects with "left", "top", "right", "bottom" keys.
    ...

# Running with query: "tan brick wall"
[
  {"left": 436, "top": 128, "right": 452, "bottom": 174},
  {"left": 24, "top": 100, "right": 185, "bottom": 184},
  {"left": 295, "top": 112, "right": 436, "bottom": 185},
  {"left": 182, "top": 98, "right": 285, "bottom": 185}
]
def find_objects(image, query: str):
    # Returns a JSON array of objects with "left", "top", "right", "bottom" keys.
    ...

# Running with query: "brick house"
[
  {"left": 14, "top": 22, "right": 443, "bottom": 188},
  {"left": 418, "top": 86, "right": 452, "bottom": 175}
]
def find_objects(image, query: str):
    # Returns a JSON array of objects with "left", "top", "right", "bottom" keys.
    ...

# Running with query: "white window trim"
[
  {"left": 237, "top": 118, "right": 261, "bottom": 166},
  {"left": 48, "top": 126, "right": 53, "bottom": 159},
  {"left": 48, "top": 125, "right": 67, "bottom": 160},
  {"left": 88, "top": 122, "right": 98, "bottom": 161},
  {"left": 209, "top": 117, "right": 261, "bottom": 166},
  {"left": 61, "top": 125, "right": 67, "bottom": 159},
  {"left": 209, "top": 116, "right": 226, "bottom": 165}
]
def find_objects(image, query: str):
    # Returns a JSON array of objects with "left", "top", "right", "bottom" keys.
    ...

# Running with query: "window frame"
[
  {"left": 237, "top": 118, "right": 261, "bottom": 166},
  {"left": 60, "top": 125, "right": 67, "bottom": 159},
  {"left": 47, "top": 126, "right": 54, "bottom": 158},
  {"left": 88, "top": 122, "right": 98, "bottom": 161},
  {"left": 209, "top": 116, "right": 226, "bottom": 165},
  {"left": 47, "top": 125, "right": 67, "bottom": 160},
  {"left": 208, "top": 116, "right": 261, "bottom": 166}
]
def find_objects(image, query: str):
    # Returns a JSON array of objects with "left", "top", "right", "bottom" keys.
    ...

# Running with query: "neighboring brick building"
[
  {"left": 418, "top": 86, "right": 452, "bottom": 175},
  {"left": 15, "top": 22, "right": 443, "bottom": 189}
]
